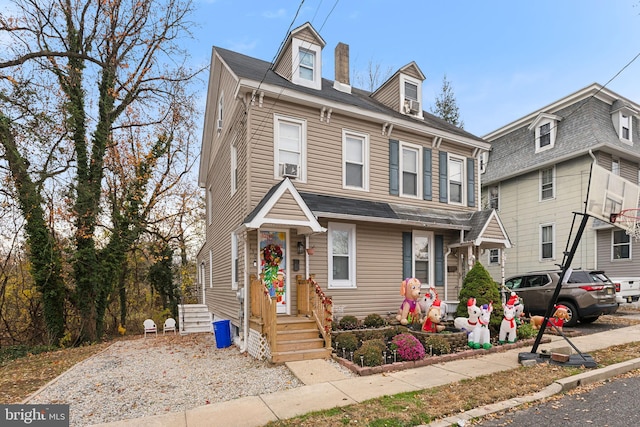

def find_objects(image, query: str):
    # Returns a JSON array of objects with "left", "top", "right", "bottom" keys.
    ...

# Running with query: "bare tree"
[{"left": 0, "top": 0, "right": 200, "bottom": 342}]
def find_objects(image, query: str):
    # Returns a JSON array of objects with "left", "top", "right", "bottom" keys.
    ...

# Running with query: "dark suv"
[{"left": 503, "top": 269, "right": 617, "bottom": 327}]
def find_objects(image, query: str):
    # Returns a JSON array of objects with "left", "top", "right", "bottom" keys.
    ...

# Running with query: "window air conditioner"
[
  {"left": 281, "top": 163, "right": 299, "bottom": 178},
  {"left": 408, "top": 99, "right": 420, "bottom": 113}
]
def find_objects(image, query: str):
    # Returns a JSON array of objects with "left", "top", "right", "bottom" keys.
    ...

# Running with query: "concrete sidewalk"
[{"left": 91, "top": 323, "right": 640, "bottom": 427}]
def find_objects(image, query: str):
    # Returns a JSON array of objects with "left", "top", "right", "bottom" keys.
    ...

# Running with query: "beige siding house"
[
  {"left": 481, "top": 84, "right": 640, "bottom": 305},
  {"left": 197, "top": 22, "right": 511, "bottom": 362}
]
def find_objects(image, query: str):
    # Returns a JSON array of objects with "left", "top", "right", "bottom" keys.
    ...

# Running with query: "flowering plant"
[
  {"left": 262, "top": 244, "right": 282, "bottom": 268},
  {"left": 391, "top": 333, "right": 425, "bottom": 361}
]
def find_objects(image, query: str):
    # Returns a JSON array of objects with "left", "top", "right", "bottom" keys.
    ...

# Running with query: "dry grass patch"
[
  {"left": 267, "top": 341, "right": 640, "bottom": 427},
  {"left": 0, "top": 342, "right": 110, "bottom": 403}
]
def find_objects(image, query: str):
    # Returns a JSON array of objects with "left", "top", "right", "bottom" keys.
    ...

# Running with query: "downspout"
[
  {"left": 589, "top": 149, "right": 597, "bottom": 271},
  {"left": 443, "top": 245, "right": 451, "bottom": 317},
  {"left": 240, "top": 93, "right": 250, "bottom": 354},
  {"left": 240, "top": 235, "right": 249, "bottom": 353}
]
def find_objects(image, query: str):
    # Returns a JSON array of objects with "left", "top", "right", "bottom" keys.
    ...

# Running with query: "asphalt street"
[{"left": 473, "top": 371, "right": 640, "bottom": 426}]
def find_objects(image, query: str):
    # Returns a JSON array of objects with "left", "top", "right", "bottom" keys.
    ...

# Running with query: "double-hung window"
[
  {"left": 540, "top": 224, "right": 554, "bottom": 260},
  {"left": 488, "top": 185, "right": 499, "bottom": 209},
  {"left": 448, "top": 156, "right": 464, "bottom": 204},
  {"left": 231, "top": 144, "right": 238, "bottom": 195},
  {"left": 540, "top": 167, "right": 555, "bottom": 200},
  {"left": 539, "top": 123, "right": 551, "bottom": 148},
  {"left": 328, "top": 222, "right": 356, "bottom": 289},
  {"left": 413, "top": 231, "right": 434, "bottom": 286},
  {"left": 292, "top": 39, "right": 322, "bottom": 90},
  {"left": 621, "top": 114, "right": 631, "bottom": 141},
  {"left": 489, "top": 248, "right": 500, "bottom": 265},
  {"left": 343, "top": 130, "right": 369, "bottom": 190},
  {"left": 274, "top": 115, "right": 305, "bottom": 181},
  {"left": 613, "top": 230, "right": 631, "bottom": 260},
  {"left": 400, "top": 143, "right": 420, "bottom": 197}
]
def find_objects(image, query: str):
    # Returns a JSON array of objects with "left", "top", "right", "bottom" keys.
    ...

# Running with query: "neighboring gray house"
[
  {"left": 196, "top": 22, "right": 511, "bottom": 362},
  {"left": 481, "top": 83, "right": 640, "bottom": 301}
]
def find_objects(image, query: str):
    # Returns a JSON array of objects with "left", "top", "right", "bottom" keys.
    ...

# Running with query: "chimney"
[{"left": 333, "top": 42, "right": 351, "bottom": 93}]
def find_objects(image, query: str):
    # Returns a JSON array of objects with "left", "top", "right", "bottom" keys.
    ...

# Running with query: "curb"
[{"left": 425, "top": 356, "right": 640, "bottom": 427}]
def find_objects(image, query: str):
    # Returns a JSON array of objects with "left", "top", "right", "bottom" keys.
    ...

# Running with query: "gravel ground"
[{"left": 26, "top": 333, "right": 328, "bottom": 426}]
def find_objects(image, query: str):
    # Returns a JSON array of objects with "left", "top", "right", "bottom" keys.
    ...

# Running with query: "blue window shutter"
[
  {"left": 423, "top": 148, "right": 432, "bottom": 200},
  {"left": 435, "top": 234, "right": 444, "bottom": 286},
  {"left": 439, "top": 151, "right": 448, "bottom": 203},
  {"left": 389, "top": 139, "right": 399, "bottom": 195},
  {"left": 467, "top": 157, "right": 476, "bottom": 207},
  {"left": 402, "top": 232, "right": 412, "bottom": 279}
]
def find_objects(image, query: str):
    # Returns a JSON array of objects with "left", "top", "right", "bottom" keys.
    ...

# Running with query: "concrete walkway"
[{"left": 91, "top": 323, "right": 640, "bottom": 427}]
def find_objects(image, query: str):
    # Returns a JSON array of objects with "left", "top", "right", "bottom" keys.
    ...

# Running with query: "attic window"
[
  {"left": 611, "top": 105, "right": 636, "bottom": 144},
  {"left": 528, "top": 113, "right": 561, "bottom": 153},
  {"left": 400, "top": 75, "right": 422, "bottom": 117},
  {"left": 292, "top": 39, "right": 322, "bottom": 90}
]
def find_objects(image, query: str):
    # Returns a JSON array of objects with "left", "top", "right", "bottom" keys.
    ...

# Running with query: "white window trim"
[
  {"left": 611, "top": 158, "right": 620, "bottom": 176},
  {"left": 231, "top": 144, "right": 238, "bottom": 195},
  {"left": 619, "top": 112, "right": 632, "bottom": 143},
  {"left": 399, "top": 141, "right": 422, "bottom": 199},
  {"left": 448, "top": 153, "right": 466, "bottom": 205},
  {"left": 231, "top": 232, "right": 239, "bottom": 290},
  {"left": 488, "top": 248, "right": 500, "bottom": 265},
  {"left": 273, "top": 114, "right": 307, "bottom": 182},
  {"left": 488, "top": 185, "right": 499, "bottom": 210},
  {"left": 540, "top": 223, "right": 555, "bottom": 261},
  {"left": 528, "top": 113, "right": 560, "bottom": 153},
  {"left": 291, "top": 38, "right": 322, "bottom": 90},
  {"left": 328, "top": 222, "right": 356, "bottom": 289},
  {"left": 207, "top": 186, "right": 213, "bottom": 225},
  {"left": 413, "top": 230, "right": 434, "bottom": 287},
  {"left": 342, "top": 129, "right": 369, "bottom": 191},
  {"left": 539, "top": 166, "right": 556, "bottom": 201},
  {"left": 209, "top": 249, "right": 213, "bottom": 288},
  {"left": 217, "top": 91, "right": 224, "bottom": 133},
  {"left": 400, "top": 74, "right": 423, "bottom": 118},
  {"left": 611, "top": 229, "right": 631, "bottom": 261}
]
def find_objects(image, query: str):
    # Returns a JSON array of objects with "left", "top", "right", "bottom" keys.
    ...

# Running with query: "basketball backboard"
[{"left": 586, "top": 163, "right": 640, "bottom": 234}]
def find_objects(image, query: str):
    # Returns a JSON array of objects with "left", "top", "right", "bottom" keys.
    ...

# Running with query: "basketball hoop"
[{"left": 610, "top": 208, "right": 640, "bottom": 240}]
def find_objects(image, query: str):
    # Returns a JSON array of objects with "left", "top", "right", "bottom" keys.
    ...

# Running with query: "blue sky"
[{"left": 191, "top": 0, "right": 640, "bottom": 136}]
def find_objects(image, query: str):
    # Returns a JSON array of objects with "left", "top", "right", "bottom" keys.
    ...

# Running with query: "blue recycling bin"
[{"left": 213, "top": 319, "right": 231, "bottom": 348}]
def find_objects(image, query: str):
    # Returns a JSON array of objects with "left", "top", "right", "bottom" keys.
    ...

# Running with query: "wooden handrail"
[
  {"left": 250, "top": 273, "right": 278, "bottom": 354},
  {"left": 301, "top": 274, "right": 333, "bottom": 349}
]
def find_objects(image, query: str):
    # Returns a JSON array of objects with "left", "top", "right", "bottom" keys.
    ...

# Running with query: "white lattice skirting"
[{"left": 247, "top": 329, "right": 271, "bottom": 361}]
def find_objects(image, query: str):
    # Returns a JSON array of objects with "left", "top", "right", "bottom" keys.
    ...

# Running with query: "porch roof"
[{"left": 243, "top": 182, "right": 511, "bottom": 248}]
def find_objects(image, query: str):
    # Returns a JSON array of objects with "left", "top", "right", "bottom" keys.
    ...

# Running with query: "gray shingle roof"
[
  {"left": 214, "top": 46, "right": 484, "bottom": 143},
  {"left": 484, "top": 93, "right": 640, "bottom": 184}
]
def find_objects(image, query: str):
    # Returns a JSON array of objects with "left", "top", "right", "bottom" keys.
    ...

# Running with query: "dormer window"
[
  {"left": 611, "top": 104, "right": 637, "bottom": 144},
  {"left": 400, "top": 75, "right": 422, "bottom": 117},
  {"left": 528, "top": 113, "right": 561, "bottom": 153},
  {"left": 292, "top": 38, "right": 322, "bottom": 90}
]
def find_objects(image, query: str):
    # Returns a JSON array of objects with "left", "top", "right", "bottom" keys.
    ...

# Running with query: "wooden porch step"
[
  {"left": 276, "top": 316, "right": 317, "bottom": 331},
  {"left": 276, "top": 337, "right": 325, "bottom": 352},
  {"left": 270, "top": 347, "right": 331, "bottom": 364},
  {"left": 277, "top": 328, "right": 320, "bottom": 341}
]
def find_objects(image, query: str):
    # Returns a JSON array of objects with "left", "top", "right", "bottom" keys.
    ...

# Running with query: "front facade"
[
  {"left": 197, "top": 23, "right": 510, "bottom": 360},
  {"left": 481, "top": 84, "right": 640, "bottom": 295}
]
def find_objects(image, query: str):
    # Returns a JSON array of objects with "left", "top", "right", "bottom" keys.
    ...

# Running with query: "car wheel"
[
  {"left": 560, "top": 301, "right": 578, "bottom": 327},
  {"left": 579, "top": 316, "right": 599, "bottom": 324}
]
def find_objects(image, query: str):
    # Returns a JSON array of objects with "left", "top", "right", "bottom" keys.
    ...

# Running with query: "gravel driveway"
[{"left": 26, "top": 334, "right": 304, "bottom": 426}]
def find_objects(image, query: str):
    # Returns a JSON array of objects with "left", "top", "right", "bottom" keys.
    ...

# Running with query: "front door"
[{"left": 259, "top": 229, "right": 288, "bottom": 314}]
